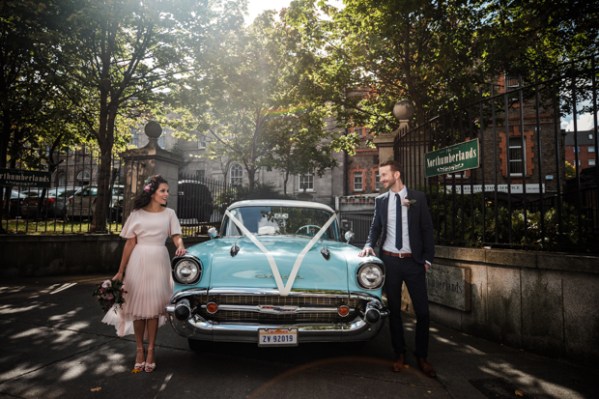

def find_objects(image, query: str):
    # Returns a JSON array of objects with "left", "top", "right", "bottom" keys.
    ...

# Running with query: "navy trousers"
[{"left": 382, "top": 253, "right": 430, "bottom": 359}]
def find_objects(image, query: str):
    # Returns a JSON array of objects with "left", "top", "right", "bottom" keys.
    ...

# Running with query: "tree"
[
  {"left": 182, "top": 0, "right": 338, "bottom": 192},
  {"left": 478, "top": 0, "right": 599, "bottom": 81},
  {"left": 0, "top": 0, "right": 68, "bottom": 220},
  {"left": 319, "top": 0, "right": 598, "bottom": 142},
  {"left": 316, "top": 0, "right": 484, "bottom": 137},
  {"left": 49, "top": 0, "right": 240, "bottom": 232}
]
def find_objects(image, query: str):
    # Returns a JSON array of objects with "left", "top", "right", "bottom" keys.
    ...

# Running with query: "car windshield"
[{"left": 223, "top": 205, "right": 339, "bottom": 241}]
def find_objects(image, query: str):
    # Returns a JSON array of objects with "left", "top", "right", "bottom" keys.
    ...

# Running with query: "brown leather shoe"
[
  {"left": 392, "top": 354, "right": 406, "bottom": 372},
  {"left": 417, "top": 357, "right": 436, "bottom": 378}
]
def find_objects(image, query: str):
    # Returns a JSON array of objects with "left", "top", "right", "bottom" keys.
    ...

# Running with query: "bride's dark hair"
[{"left": 134, "top": 175, "right": 168, "bottom": 209}]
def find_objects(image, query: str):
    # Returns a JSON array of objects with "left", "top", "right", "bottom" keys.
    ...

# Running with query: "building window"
[
  {"left": 589, "top": 146, "right": 596, "bottom": 153},
  {"left": 372, "top": 169, "right": 380, "bottom": 192},
  {"left": 589, "top": 159, "right": 596, "bottom": 166},
  {"left": 505, "top": 74, "right": 521, "bottom": 89},
  {"left": 230, "top": 164, "right": 243, "bottom": 187},
  {"left": 197, "top": 134, "right": 206, "bottom": 149},
  {"left": 353, "top": 171, "right": 363, "bottom": 192},
  {"left": 299, "top": 174, "right": 314, "bottom": 192},
  {"left": 508, "top": 137, "right": 524, "bottom": 176}
]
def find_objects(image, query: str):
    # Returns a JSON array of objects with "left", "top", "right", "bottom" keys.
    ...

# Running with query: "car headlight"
[
  {"left": 357, "top": 262, "right": 384, "bottom": 289},
  {"left": 172, "top": 257, "right": 202, "bottom": 284}
]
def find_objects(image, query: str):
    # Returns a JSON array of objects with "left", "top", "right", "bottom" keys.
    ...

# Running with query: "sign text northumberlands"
[
  {"left": 0, "top": 168, "right": 51, "bottom": 187},
  {"left": 425, "top": 139, "right": 479, "bottom": 178}
]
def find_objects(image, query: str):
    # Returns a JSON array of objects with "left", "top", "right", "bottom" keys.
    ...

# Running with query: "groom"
[{"left": 358, "top": 160, "right": 436, "bottom": 378}]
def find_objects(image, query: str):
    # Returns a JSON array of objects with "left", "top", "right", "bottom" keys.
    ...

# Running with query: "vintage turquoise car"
[{"left": 166, "top": 199, "right": 388, "bottom": 350}]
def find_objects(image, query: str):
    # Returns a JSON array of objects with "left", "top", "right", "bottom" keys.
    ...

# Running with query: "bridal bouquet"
[{"left": 92, "top": 279, "right": 126, "bottom": 313}]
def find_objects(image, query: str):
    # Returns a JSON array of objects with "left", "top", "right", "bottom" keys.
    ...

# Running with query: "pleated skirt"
[{"left": 102, "top": 243, "right": 173, "bottom": 337}]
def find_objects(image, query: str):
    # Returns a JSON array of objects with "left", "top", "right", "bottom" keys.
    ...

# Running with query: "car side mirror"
[
  {"left": 344, "top": 230, "right": 354, "bottom": 243},
  {"left": 208, "top": 227, "right": 219, "bottom": 239}
]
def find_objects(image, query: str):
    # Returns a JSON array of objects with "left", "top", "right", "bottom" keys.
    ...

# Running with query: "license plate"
[{"left": 258, "top": 328, "right": 298, "bottom": 347}]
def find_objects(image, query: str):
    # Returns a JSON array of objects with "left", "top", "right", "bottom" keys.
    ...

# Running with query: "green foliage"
[
  {"left": 176, "top": 0, "right": 338, "bottom": 191},
  {"left": 429, "top": 187, "right": 595, "bottom": 252}
]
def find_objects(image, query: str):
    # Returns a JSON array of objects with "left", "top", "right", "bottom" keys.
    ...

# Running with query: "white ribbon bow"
[{"left": 224, "top": 210, "right": 337, "bottom": 296}]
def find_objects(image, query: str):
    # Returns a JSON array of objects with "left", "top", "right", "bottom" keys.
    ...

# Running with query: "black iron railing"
[{"left": 394, "top": 55, "right": 598, "bottom": 253}]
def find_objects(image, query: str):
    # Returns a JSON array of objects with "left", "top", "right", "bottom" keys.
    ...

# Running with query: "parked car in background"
[
  {"left": 166, "top": 199, "right": 388, "bottom": 351},
  {"left": 66, "top": 184, "right": 124, "bottom": 222},
  {"left": 177, "top": 179, "right": 214, "bottom": 224},
  {"left": 53, "top": 188, "right": 79, "bottom": 218},
  {"left": 8, "top": 189, "right": 26, "bottom": 218},
  {"left": 20, "top": 187, "right": 77, "bottom": 219}
]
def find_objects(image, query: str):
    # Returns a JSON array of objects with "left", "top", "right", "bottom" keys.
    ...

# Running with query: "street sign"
[
  {"left": 0, "top": 168, "right": 51, "bottom": 187},
  {"left": 425, "top": 139, "right": 479, "bottom": 178}
]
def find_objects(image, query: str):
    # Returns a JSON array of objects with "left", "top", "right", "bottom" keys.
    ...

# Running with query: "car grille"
[{"left": 188, "top": 293, "right": 366, "bottom": 324}]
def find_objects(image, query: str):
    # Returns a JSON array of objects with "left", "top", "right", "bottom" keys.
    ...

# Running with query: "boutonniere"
[{"left": 402, "top": 198, "right": 417, "bottom": 207}]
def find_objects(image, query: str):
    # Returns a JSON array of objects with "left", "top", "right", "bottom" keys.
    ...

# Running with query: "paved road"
[{"left": 0, "top": 275, "right": 596, "bottom": 399}]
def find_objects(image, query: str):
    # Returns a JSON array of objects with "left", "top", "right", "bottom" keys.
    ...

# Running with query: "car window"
[
  {"left": 80, "top": 187, "right": 98, "bottom": 196},
  {"left": 223, "top": 206, "right": 338, "bottom": 240}
]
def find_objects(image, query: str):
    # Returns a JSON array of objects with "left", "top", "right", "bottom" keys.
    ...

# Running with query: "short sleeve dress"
[{"left": 102, "top": 207, "right": 182, "bottom": 336}]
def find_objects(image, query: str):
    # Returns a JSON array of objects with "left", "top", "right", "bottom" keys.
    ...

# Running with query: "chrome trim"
[
  {"left": 171, "top": 255, "right": 203, "bottom": 285},
  {"left": 356, "top": 261, "right": 385, "bottom": 290},
  {"left": 166, "top": 288, "right": 388, "bottom": 343},
  {"left": 171, "top": 287, "right": 378, "bottom": 300},
  {"left": 204, "top": 304, "right": 341, "bottom": 315}
]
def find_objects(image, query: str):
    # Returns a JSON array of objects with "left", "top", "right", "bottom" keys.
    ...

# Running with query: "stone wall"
[
  {"left": 1, "top": 237, "right": 597, "bottom": 362},
  {"left": 406, "top": 246, "right": 599, "bottom": 363},
  {"left": 0, "top": 235, "right": 205, "bottom": 278}
]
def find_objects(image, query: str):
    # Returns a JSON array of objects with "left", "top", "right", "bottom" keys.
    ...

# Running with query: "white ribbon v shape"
[{"left": 224, "top": 210, "right": 337, "bottom": 296}]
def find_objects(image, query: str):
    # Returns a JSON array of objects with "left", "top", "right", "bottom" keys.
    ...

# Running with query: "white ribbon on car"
[{"left": 224, "top": 210, "right": 337, "bottom": 296}]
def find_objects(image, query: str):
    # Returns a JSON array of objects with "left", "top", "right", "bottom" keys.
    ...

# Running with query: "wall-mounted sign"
[
  {"left": 0, "top": 168, "right": 51, "bottom": 187},
  {"left": 425, "top": 139, "right": 480, "bottom": 178}
]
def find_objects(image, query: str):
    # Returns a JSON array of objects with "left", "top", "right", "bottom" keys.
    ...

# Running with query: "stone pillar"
[
  {"left": 373, "top": 100, "right": 414, "bottom": 164},
  {"left": 121, "top": 121, "right": 183, "bottom": 220}
]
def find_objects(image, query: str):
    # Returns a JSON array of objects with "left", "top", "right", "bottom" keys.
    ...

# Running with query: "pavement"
[
  {"left": 420, "top": 320, "right": 597, "bottom": 399},
  {"left": 0, "top": 274, "right": 597, "bottom": 399}
]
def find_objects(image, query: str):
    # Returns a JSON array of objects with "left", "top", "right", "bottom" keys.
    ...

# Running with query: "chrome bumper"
[{"left": 165, "top": 288, "right": 388, "bottom": 344}]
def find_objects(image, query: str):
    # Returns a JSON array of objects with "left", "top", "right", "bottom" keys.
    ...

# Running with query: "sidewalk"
[{"left": 406, "top": 318, "right": 598, "bottom": 399}]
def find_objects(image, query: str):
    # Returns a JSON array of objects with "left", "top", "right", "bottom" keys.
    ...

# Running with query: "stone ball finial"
[
  {"left": 393, "top": 100, "right": 414, "bottom": 121},
  {"left": 145, "top": 121, "right": 162, "bottom": 138}
]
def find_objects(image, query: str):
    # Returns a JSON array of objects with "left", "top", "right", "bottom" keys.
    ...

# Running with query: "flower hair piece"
[{"left": 143, "top": 176, "right": 155, "bottom": 193}]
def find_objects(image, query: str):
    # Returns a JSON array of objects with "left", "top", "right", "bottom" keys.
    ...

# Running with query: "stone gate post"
[{"left": 121, "top": 121, "right": 182, "bottom": 221}]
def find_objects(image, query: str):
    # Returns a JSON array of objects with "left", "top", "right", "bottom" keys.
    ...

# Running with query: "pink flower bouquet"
[{"left": 92, "top": 279, "right": 126, "bottom": 313}]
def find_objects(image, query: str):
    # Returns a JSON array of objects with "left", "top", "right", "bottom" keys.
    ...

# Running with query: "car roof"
[{"left": 227, "top": 199, "right": 334, "bottom": 213}]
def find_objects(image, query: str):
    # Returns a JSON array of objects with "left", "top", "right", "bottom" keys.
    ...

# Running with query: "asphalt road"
[
  {"left": 2, "top": 275, "right": 596, "bottom": 399},
  {"left": 0, "top": 275, "right": 451, "bottom": 399}
]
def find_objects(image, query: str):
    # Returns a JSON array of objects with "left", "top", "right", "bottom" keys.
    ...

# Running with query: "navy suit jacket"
[{"left": 365, "top": 189, "right": 435, "bottom": 265}]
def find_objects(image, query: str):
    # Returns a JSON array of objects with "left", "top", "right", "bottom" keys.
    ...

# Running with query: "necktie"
[{"left": 395, "top": 193, "right": 402, "bottom": 250}]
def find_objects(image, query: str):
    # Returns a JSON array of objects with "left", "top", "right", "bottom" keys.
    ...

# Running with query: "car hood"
[{"left": 199, "top": 236, "right": 355, "bottom": 293}]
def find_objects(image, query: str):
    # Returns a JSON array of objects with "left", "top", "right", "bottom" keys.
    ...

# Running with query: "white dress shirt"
[{"left": 382, "top": 188, "right": 411, "bottom": 254}]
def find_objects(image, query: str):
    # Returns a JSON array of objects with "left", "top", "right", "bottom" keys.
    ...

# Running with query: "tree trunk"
[{"left": 90, "top": 94, "right": 115, "bottom": 233}]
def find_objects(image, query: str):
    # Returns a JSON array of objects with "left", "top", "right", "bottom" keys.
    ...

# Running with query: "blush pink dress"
[{"left": 102, "top": 207, "right": 182, "bottom": 336}]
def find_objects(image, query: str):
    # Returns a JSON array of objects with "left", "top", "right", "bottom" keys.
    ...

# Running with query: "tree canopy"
[{"left": 1, "top": 0, "right": 597, "bottom": 225}]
